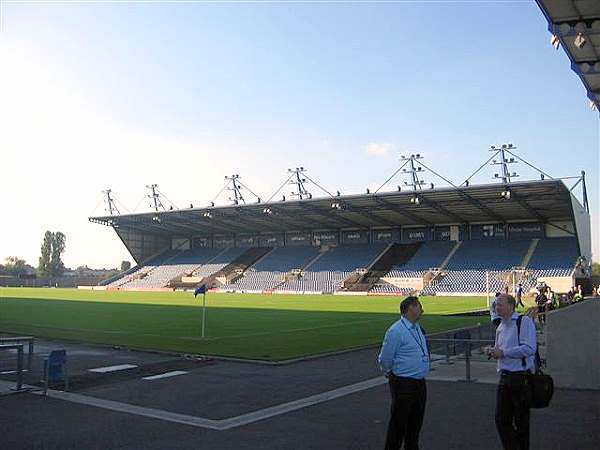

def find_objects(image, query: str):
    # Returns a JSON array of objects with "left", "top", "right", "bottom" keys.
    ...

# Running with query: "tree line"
[{"left": 1, "top": 231, "right": 131, "bottom": 278}]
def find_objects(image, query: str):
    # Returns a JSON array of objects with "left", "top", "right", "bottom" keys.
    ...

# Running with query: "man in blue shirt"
[
  {"left": 378, "top": 296, "right": 430, "bottom": 450},
  {"left": 486, "top": 293, "right": 537, "bottom": 450}
]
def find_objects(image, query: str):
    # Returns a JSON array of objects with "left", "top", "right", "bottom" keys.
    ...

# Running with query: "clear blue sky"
[{"left": 1, "top": 1, "right": 598, "bottom": 268}]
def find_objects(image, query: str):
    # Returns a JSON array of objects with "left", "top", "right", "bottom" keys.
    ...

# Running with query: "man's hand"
[{"left": 489, "top": 347, "right": 504, "bottom": 359}]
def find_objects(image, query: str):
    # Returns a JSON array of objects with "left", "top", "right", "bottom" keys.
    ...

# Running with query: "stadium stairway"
[
  {"left": 521, "top": 239, "right": 540, "bottom": 268},
  {"left": 167, "top": 247, "right": 233, "bottom": 288},
  {"left": 343, "top": 243, "right": 422, "bottom": 292},
  {"left": 200, "top": 247, "right": 274, "bottom": 288}
]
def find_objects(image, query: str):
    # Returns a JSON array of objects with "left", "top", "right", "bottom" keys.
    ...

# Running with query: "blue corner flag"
[{"left": 194, "top": 285, "right": 207, "bottom": 297}]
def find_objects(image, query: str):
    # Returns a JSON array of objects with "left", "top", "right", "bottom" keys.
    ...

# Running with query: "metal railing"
[
  {"left": 0, "top": 343, "right": 25, "bottom": 391},
  {"left": 428, "top": 338, "right": 496, "bottom": 382},
  {"left": 0, "top": 336, "right": 35, "bottom": 371}
]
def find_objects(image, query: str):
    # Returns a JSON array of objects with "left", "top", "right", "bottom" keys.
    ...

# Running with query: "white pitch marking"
[
  {"left": 142, "top": 371, "right": 188, "bottom": 381},
  {"left": 88, "top": 364, "right": 138, "bottom": 373},
  {"left": 40, "top": 376, "right": 388, "bottom": 431}
]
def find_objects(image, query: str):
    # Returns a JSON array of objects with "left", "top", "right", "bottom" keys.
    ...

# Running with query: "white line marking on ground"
[
  {"left": 142, "top": 371, "right": 188, "bottom": 381},
  {"left": 0, "top": 369, "right": 29, "bottom": 375},
  {"left": 40, "top": 376, "right": 388, "bottom": 431},
  {"left": 88, "top": 364, "right": 138, "bottom": 373},
  {"left": 182, "top": 317, "right": 393, "bottom": 342}
]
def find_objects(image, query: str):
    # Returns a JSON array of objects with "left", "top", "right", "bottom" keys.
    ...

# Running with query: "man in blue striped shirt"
[
  {"left": 487, "top": 293, "right": 537, "bottom": 450},
  {"left": 378, "top": 296, "right": 430, "bottom": 450}
]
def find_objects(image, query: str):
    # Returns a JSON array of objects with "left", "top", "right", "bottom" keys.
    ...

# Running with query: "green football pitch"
[{"left": 0, "top": 288, "right": 489, "bottom": 361}]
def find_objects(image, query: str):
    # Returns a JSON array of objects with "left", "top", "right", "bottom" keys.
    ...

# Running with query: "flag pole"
[{"left": 201, "top": 291, "right": 206, "bottom": 338}]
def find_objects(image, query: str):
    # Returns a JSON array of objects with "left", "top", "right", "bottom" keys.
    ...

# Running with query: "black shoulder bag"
[{"left": 516, "top": 315, "right": 554, "bottom": 408}]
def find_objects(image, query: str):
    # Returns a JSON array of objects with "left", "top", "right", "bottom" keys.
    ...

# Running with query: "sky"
[{"left": 0, "top": 0, "right": 598, "bottom": 269}]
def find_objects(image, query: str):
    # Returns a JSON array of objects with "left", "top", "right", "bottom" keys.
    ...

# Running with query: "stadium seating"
[
  {"left": 421, "top": 240, "right": 530, "bottom": 294},
  {"left": 521, "top": 237, "right": 579, "bottom": 291},
  {"left": 110, "top": 247, "right": 227, "bottom": 289},
  {"left": 107, "top": 237, "right": 580, "bottom": 294},
  {"left": 276, "top": 243, "right": 387, "bottom": 293},
  {"left": 223, "top": 246, "right": 320, "bottom": 291},
  {"left": 385, "top": 241, "right": 455, "bottom": 278}
]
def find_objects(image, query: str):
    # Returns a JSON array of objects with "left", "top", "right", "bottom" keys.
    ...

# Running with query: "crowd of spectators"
[{"left": 533, "top": 283, "right": 594, "bottom": 325}]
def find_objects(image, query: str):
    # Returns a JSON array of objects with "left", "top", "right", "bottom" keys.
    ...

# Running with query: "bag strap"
[
  {"left": 516, "top": 315, "right": 526, "bottom": 368},
  {"left": 516, "top": 314, "right": 542, "bottom": 371}
]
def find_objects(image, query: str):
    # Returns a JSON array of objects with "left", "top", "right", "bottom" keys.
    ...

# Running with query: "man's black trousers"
[
  {"left": 384, "top": 375, "right": 426, "bottom": 450},
  {"left": 495, "top": 371, "right": 531, "bottom": 450}
]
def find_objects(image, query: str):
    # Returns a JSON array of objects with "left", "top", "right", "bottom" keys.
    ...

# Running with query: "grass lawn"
[{"left": 0, "top": 288, "right": 489, "bottom": 361}]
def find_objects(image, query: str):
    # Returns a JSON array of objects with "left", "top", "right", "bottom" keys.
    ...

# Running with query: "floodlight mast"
[
  {"left": 400, "top": 154, "right": 426, "bottom": 191},
  {"left": 146, "top": 184, "right": 165, "bottom": 212},
  {"left": 225, "top": 174, "right": 245, "bottom": 205},
  {"left": 490, "top": 144, "right": 519, "bottom": 184},
  {"left": 288, "top": 167, "right": 312, "bottom": 200},
  {"left": 102, "top": 189, "right": 120, "bottom": 215}
]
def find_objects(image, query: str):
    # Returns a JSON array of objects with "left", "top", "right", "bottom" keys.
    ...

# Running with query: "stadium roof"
[
  {"left": 536, "top": 0, "right": 600, "bottom": 114},
  {"left": 90, "top": 179, "right": 579, "bottom": 237}
]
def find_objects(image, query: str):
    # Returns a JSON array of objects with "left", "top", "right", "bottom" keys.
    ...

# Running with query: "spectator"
[
  {"left": 487, "top": 294, "right": 537, "bottom": 450},
  {"left": 536, "top": 289, "right": 546, "bottom": 325},
  {"left": 516, "top": 283, "right": 525, "bottom": 308},
  {"left": 378, "top": 296, "right": 430, "bottom": 450},
  {"left": 573, "top": 285, "right": 584, "bottom": 303},
  {"left": 567, "top": 286, "right": 576, "bottom": 303},
  {"left": 545, "top": 287, "right": 557, "bottom": 312}
]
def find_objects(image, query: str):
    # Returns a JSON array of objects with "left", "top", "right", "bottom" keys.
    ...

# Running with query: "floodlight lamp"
[
  {"left": 508, "top": 143, "right": 513, "bottom": 148},
  {"left": 491, "top": 145, "right": 496, "bottom": 150},
  {"left": 502, "top": 144, "right": 507, "bottom": 149},
  {"left": 417, "top": 167, "right": 422, "bottom": 171},
  {"left": 263, "top": 208, "right": 272, "bottom": 215},
  {"left": 416, "top": 153, "right": 420, "bottom": 158},
  {"left": 574, "top": 33, "right": 586, "bottom": 49},
  {"left": 494, "top": 173, "right": 499, "bottom": 178}
]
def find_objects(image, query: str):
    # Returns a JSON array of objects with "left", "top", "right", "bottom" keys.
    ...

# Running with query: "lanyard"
[{"left": 402, "top": 320, "right": 427, "bottom": 357}]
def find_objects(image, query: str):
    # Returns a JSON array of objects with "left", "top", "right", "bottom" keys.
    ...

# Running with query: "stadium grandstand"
[
  {"left": 536, "top": 0, "right": 600, "bottom": 116},
  {"left": 90, "top": 151, "right": 592, "bottom": 297}
]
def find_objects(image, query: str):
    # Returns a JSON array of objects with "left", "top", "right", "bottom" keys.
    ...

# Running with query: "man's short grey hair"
[
  {"left": 400, "top": 296, "right": 420, "bottom": 314},
  {"left": 498, "top": 293, "right": 516, "bottom": 309}
]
